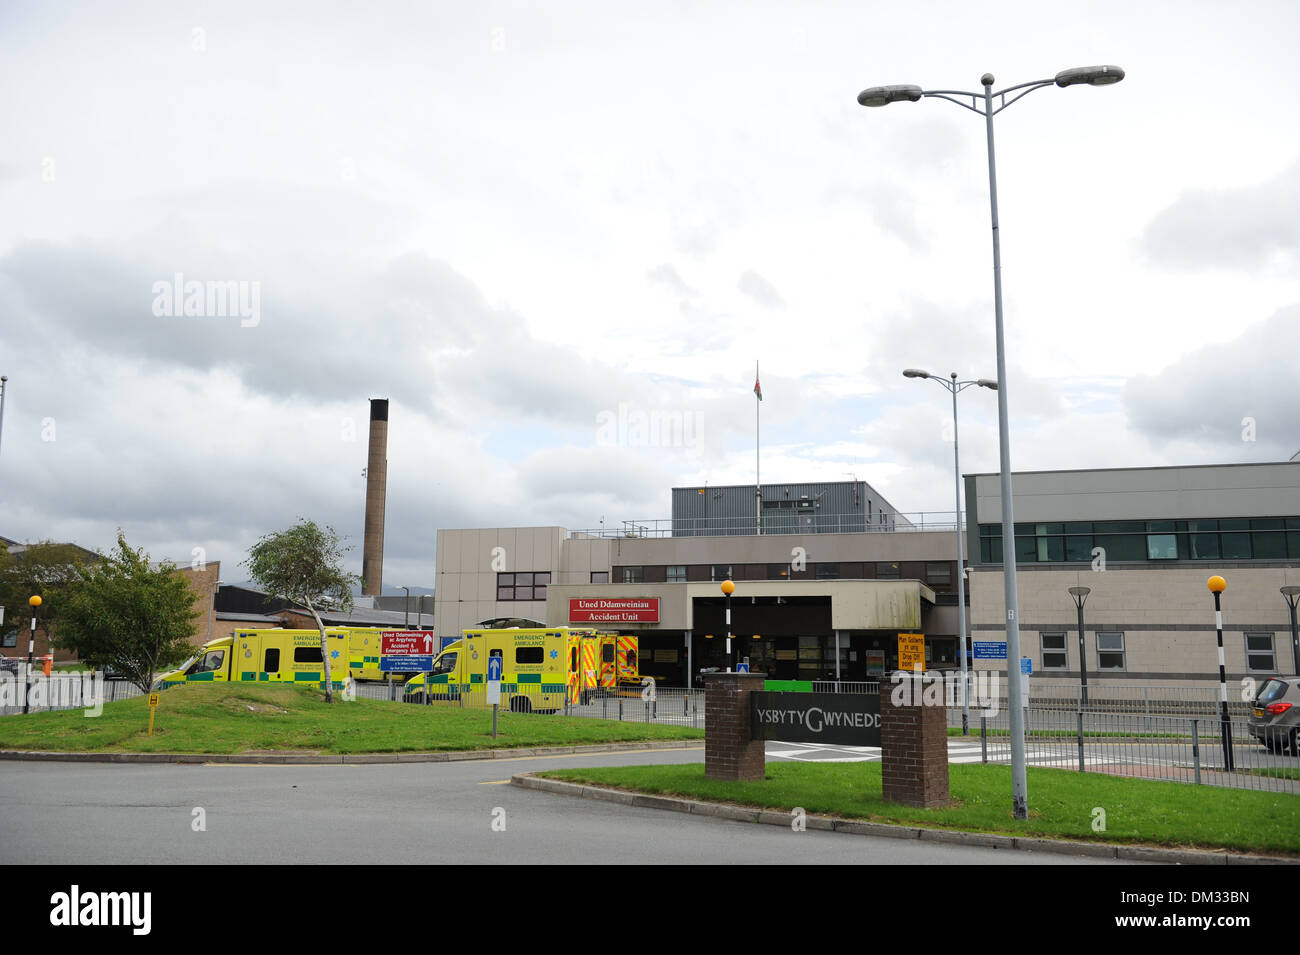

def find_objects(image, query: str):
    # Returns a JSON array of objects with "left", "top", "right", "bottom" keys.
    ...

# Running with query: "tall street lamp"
[
  {"left": 1067, "top": 586, "right": 1091, "bottom": 706},
  {"left": 903, "top": 368, "right": 997, "bottom": 735},
  {"left": 23, "top": 594, "right": 41, "bottom": 715},
  {"left": 1281, "top": 586, "right": 1300, "bottom": 676},
  {"left": 401, "top": 586, "right": 411, "bottom": 628},
  {"left": 860, "top": 65, "right": 1124, "bottom": 820},
  {"left": 1208, "top": 575, "right": 1234, "bottom": 771},
  {"left": 721, "top": 579, "right": 735, "bottom": 672}
]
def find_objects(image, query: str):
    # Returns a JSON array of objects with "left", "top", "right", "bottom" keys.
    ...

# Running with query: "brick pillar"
[
  {"left": 880, "top": 674, "right": 950, "bottom": 808},
  {"left": 704, "top": 673, "right": 767, "bottom": 781}
]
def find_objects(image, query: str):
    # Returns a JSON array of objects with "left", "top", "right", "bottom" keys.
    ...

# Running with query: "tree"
[
  {"left": 54, "top": 534, "right": 200, "bottom": 692},
  {"left": 0, "top": 540, "right": 90, "bottom": 644},
  {"left": 244, "top": 519, "right": 359, "bottom": 703}
]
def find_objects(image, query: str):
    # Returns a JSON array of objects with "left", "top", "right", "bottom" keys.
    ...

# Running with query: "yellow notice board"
[{"left": 897, "top": 633, "right": 925, "bottom": 673}]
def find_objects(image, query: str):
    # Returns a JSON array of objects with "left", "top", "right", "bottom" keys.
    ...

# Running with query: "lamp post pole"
[
  {"left": 859, "top": 64, "right": 1124, "bottom": 820},
  {"left": 1068, "top": 586, "right": 1091, "bottom": 706},
  {"left": 1282, "top": 586, "right": 1300, "bottom": 676},
  {"left": 721, "top": 580, "right": 735, "bottom": 672},
  {"left": 23, "top": 595, "right": 41, "bottom": 715},
  {"left": 903, "top": 369, "right": 996, "bottom": 735},
  {"left": 401, "top": 586, "right": 411, "bottom": 629},
  {"left": 1208, "top": 576, "right": 1234, "bottom": 771}
]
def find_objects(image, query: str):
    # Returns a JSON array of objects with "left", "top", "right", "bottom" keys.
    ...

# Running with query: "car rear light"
[{"left": 1265, "top": 702, "right": 1293, "bottom": 715}]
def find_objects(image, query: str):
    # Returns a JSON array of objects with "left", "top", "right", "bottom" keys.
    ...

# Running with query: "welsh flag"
[{"left": 754, "top": 376, "right": 762, "bottom": 401}]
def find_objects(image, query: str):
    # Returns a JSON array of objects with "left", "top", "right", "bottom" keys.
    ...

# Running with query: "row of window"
[
  {"left": 613, "top": 562, "right": 952, "bottom": 584},
  {"left": 1037, "top": 631, "right": 1282, "bottom": 672},
  {"left": 979, "top": 518, "right": 1300, "bottom": 564},
  {"left": 493, "top": 563, "right": 955, "bottom": 599}
]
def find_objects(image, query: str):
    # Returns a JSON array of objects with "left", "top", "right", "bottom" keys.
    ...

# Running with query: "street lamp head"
[
  {"left": 1055, "top": 65, "right": 1125, "bottom": 88},
  {"left": 981, "top": 73, "right": 994, "bottom": 87},
  {"left": 976, "top": 379, "right": 999, "bottom": 390},
  {"left": 720, "top": 579, "right": 735, "bottom": 596},
  {"left": 1207, "top": 575, "right": 1227, "bottom": 594},
  {"left": 1282, "top": 585, "right": 1300, "bottom": 598},
  {"left": 1067, "top": 586, "right": 1091, "bottom": 598},
  {"left": 902, "top": 368, "right": 931, "bottom": 379},
  {"left": 857, "top": 84, "right": 923, "bottom": 107},
  {"left": 29, "top": 594, "right": 42, "bottom": 608}
]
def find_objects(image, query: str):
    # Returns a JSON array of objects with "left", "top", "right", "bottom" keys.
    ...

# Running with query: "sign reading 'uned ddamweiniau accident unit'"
[{"left": 749, "top": 692, "right": 881, "bottom": 746}]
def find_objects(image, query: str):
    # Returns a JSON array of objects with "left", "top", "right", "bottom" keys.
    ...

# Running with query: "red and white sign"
[
  {"left": 569, "top": 598, "right": 659, "bottom": 623},
  {"left": 381, "top": 631, "right": 437, "bottom": 655}
]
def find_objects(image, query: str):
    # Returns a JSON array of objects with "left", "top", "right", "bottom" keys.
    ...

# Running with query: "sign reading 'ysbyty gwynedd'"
[
  {"left": 750, "top": 692, "right": 881, "bottom": 746},
  {"left": 569, "top": 598, "right": 659, "bottom": 623}
]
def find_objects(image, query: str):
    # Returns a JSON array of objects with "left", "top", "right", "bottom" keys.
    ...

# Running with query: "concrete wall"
[
  {"left": 435, "top": 527, "right": 566, "bottom": 635},
  {"left": 969, "top": 563, "right": 1300, "bottom": 680}
]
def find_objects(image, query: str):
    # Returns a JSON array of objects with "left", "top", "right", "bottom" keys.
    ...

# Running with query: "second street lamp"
[
  {"left": 860, "top": 64, "right": 1124, "bottom": 820},
  {"left": 721, "top": 580, "right": 736, "bottom": 672},
  {"left": 1067, "top": 586, "right": 1091, "bottom": 706},
  {"left": 902, "top": 368, "right": 996, "bottom": 735},
  {"left": 1282, "top": 586, "right": 1300, "bottom": 676}
]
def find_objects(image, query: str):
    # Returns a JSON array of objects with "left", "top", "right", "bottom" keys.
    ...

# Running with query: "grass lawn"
[
  {"left": 0, "top": 683, "right": 703, "bottom": 755},
  {"left": 539, "top": 762, "right": 1300, "bottom": 855}
]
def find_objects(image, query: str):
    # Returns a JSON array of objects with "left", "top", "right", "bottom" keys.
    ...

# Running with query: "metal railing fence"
[{"left": 975, "top": 706, "right": 1300, "bottom": 795}]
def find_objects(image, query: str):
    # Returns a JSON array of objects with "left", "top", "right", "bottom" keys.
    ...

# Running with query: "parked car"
[
  {"left": 0, "top": 655, "right": 20, "bottom": 675},
  {"left": 1248, "top": 676, "right": 1300, "bottom": 754}
]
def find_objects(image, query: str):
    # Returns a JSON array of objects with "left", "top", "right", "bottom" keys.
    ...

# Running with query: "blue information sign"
[
  {"left": 381, "top": 655, "right": 434, "bottom": 672},
  {"left": 973, "top": 642, "right": 1008, "bottom": 660},
  {"left": 1020, "top": 657, "right": 1033, "bottom": 675},
  {"left": 487, "top": 653, "right": 504, "bottom": 683}
]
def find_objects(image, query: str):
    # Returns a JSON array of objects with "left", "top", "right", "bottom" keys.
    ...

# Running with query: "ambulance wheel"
[{"left": 509, "top": 697, "right": 532, "bottom": 714}]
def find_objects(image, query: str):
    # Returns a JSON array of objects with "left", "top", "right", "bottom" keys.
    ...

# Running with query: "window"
[
  {"left": 1220, "top": 519, "right": 1251, "bottom": 559},
  {"left": 711, "top": 564, "right": 733, "bottom": 582},
  {"left": 293, "top": 647, "right": 322, "bottom": 664},
  {"left": 1041, "top": 633, "right": 1068, "bottom": 670},
  {"left": 1245, "top": 633, "right": 1275, "bottom": 672},
  {"left": 768, "top": 563, "right": 791, "bottom": 579},
  {"left": 515, "top": 646, "right": 544, "bottom": 664},
  {"left": 1096, "top": 632, "right": 1125, "bottom": 671},
  {"left": 1251, "top": 519, "right": 1287, "bottom": 559},
  {"left": 876, "top": 561, "right": 900, "bottom": 579},
  {"left": 497, "top": 572, "right": 550, "bottom": 600},
  {"left": 666, "top": 565, "right": 686, "bottom": 583},
  {"left": 590, "top": 572, "right": 609, "bottom": 584},
  {"left": 189, "top": 649, "right": 225, "bottom": 674},
  {"left": 1, "top": 629, "right": 16, "bottom": 648},
  {"left": 432, "top": 652, "right": 457, "bottom": 675},
  {"left": 1146, "top": 533, "right": 1178, "bottom": 560},
  {"left": 926, "top": 562, "right": 952, "bottom": 586},
  {"left": 264, "top": 648, "right": 280, "bottom": 672},
  {"left": 816, "top": 563, "right": 840, "bottom": 580},
  {"left": 621, "top": 566, "right": 643, "bottom": 584},
  {"left": 602, "top": 644, "right": 615, "bottom": 663}
]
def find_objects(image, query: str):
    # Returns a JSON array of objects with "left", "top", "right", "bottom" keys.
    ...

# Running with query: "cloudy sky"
[{"left": 2, "top": 0, "right": 1298, "bottom": 589}]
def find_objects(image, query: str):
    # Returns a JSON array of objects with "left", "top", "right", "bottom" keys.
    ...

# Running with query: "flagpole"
[{"left": 755, "top": 360, "right": 761, "bottom": 536}]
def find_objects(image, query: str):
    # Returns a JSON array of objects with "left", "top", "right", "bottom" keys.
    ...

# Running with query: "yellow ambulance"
[
  {"left": 153, "top": 629, "right": 352, "bottom": 692},
  {"left": 402, "top": 628, "right": 638, "bottom": 712}
]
